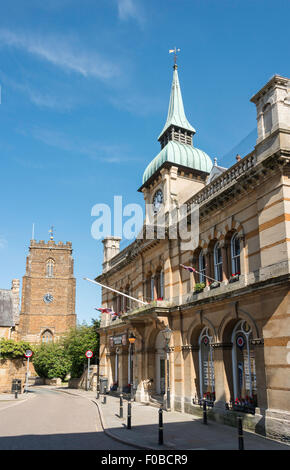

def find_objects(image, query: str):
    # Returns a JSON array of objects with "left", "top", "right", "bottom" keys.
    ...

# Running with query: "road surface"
[{"left": 0, "top": 387, "right": 134, "bottom": 450}]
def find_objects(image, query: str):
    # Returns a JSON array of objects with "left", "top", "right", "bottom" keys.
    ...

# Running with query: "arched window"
[
  {"left": 231, "top": 233, "right": 241, "bottom": 275},
  {"left": 46, "top": 259, "right": 54, "bottom": 278},
  {"left": 198, "top": 327, "right": 215, "bottom": 401},
  {"left": 213, "top": 242, "right": 223, "bottom": 282},
  {"left": 231, "top": 320, "right": 257, "bottom": 407},
  {"left": 41, "top": 329, "right": 53, "bottom": 343},
  {"left": 198, "top": 252, "right": 206, "bottom": 283}
]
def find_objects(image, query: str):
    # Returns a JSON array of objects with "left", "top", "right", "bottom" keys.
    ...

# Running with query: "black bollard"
[
  {"left": 158, "top": 407, "right": 163, "bottom": 445},
  {"left": 127, "top": 400, "right": 132, "bottom": 429},
  {"left": 237, "top": 416, "right": 244, "bottom": 450},
  {"left": 103, "top": 386, "right": 107, "bottom": 404},
  {"left": 119, "top": 393, "right": 123, "bottom": 418},
  {"left": 15, "top": 391, "right": 18, "bottom": 399},
  {"left": 203, "top": 399, "right": 207, "bottom": 425}
]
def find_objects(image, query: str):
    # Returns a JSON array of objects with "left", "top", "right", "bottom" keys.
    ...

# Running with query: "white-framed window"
[
  {"left": 46, "top": 259, "right": 54, "bottom": 278},
  {"left": 231, "top": 233, "right": 241, "bottom": 275},
  {"left": 213, "top": 242, "right": 223, "bottom": 281},
  {"left": 198, "top": 252, "right": 206, "bottom": 283}
]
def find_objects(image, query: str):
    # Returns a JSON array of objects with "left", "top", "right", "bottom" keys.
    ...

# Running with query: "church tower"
[{"left": 18, "top": 234, "right": 76, "bottom": 344}]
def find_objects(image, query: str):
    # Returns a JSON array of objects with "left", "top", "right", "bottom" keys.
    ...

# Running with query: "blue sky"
[{"left": 0, "top": 0, "right": 289, "bottom": 324}]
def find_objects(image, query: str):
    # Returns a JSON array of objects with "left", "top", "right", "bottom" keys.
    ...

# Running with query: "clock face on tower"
[
  {"left": 43, "top": 293, "right": 54, "bottom": 304},
  {"left": 153, "top": 189, "right": 163, "bottom": 213}
]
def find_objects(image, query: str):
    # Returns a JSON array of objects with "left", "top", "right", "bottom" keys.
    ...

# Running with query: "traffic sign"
[
  {"left": 24, "top": 350, "right": 33, "bottom": 358},
  {"left": 85, "top": 350, "right": 93, "bottom": 359}
]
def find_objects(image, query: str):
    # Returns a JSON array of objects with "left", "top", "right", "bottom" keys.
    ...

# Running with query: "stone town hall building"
[{"left": 97, "top": 65, "right": 290, "bottom": 441}]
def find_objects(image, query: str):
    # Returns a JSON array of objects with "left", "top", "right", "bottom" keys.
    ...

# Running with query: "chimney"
[{"left": 102, "top": 236, "right": 121, "bottom": 273}]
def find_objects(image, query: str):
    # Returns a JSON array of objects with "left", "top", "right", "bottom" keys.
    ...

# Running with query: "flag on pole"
[
  {"left": 180, "top": 264, "right": 196, "bottom": 273},
  {"left": 95, "top": 307, "right": 120, "bottom": 317}
]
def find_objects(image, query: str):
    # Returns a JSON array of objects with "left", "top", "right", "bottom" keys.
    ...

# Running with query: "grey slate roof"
[{"left": 0, "top": 289, "right": 14, "bottom": 327}]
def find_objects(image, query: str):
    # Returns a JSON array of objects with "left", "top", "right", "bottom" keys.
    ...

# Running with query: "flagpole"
[
  {"left": 180, "top": 265, "right": 220, "bottom": 284},
  {"left": 84, "top": 277, "right": 148, "bottom": 306}
]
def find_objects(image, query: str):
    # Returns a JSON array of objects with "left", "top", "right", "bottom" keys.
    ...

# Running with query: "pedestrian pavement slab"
[
  {"left": 95, "top": 395, "right": 289, "bottom": 451},
  {"left": 33, "top": 388, "right": 290, "bottom": 451}
]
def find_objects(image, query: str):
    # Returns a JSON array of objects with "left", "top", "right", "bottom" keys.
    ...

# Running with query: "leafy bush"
[
  {"left": 194, "top": 282, "right": 205, "bottom": 292},
  {"left": 0, "top": 338, "right": 34, "bottom": 359}
]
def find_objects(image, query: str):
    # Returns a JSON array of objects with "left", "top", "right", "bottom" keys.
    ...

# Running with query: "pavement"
[
  {"left": 1, "top": 387, "right": 289, "bottom": 450},
  {"left": 55, "top": 388, "right": 290, "bottom": 450}
]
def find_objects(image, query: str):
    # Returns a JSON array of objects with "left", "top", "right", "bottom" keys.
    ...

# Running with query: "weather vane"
[
  {"left": 169, "top": 47, "right": 181, "bottom": 65},
  {"left": 49, "top": 226, "right": 54, "bottom": 241}
]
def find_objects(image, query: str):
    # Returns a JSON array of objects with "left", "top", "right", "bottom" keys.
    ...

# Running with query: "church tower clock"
[{"left": 18, "top": 232, "right": 76, "bottom": 344}]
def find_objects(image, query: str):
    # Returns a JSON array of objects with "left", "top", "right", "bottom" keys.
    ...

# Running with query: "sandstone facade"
[{"left": 97, "top": 72, "right": 290, "bottom": 441}]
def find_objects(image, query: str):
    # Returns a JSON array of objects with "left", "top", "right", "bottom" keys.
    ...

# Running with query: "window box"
[
  {"left": 226, "top": 396, "right": 257, "bottom": 415},
  {"left": 229, "top": 273, "right": 240, "bottom": 283},
  {"left": 110, "top": 382, "right": 118, "bottom": 391},
  {"left": 194, "top": 282, "right": 205, "bottom": 293},
  {"left": 209, "top": 281, "right": 220, "bottom": 290}
]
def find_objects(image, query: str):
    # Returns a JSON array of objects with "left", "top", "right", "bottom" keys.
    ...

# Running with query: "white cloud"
[
  {"left": 116, "top": 0, "right": 145, "bottom": 25},
  {"left": 0, "top": 29, "right": 120, "bottom": 80},
  {"left": 0, "top": 237, "right": 7, "bottom": 249},
  {"left": 28, "top": 126, "right": 138, "bottom": 163}
]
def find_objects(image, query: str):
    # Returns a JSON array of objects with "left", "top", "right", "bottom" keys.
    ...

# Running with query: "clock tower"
[
  {"left": 138, "top": 63, "right": 213, "bottom": 221},
  {"left": 18, "top": 237, "right": 76, "bottom": 344}
]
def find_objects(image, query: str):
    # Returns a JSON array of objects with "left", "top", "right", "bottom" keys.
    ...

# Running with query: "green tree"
[
  {"left": 61, "top": 321, "right": 100, "bottom": 378},
  {"left": 33, "top": 343, "right": 72, "bottom": 381}
]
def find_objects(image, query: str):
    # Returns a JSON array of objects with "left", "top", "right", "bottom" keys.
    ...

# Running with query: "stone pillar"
[
  {"left": 239, "top": 235, "right": 247, "bottom": 275},
  {"left": 211, "top": 343, "right": 232, "bottom": 408},
  {"left": 221, "top": 242, "right": 228, "bottom": 281},
  {"left": 182, "top": 345, "right": 195, "bottom": 413},
  {"left": 204, "top": 250, "right": 211, "bottom": 286},
  {"left": 251, "top": 339, "right": 267, "bottom": 411}
]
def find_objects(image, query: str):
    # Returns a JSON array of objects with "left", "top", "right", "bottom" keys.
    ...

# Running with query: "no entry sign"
[
  {"left": 24, "top": 350, "right": 33, "bottom": 358},
  {"left": 85, "top": 350, "right": 93, "bottom": 359}
]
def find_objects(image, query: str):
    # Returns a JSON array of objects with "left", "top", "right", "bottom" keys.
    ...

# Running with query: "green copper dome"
[{"left": 142, "top": 140, "right": 213, "bottom": 184}]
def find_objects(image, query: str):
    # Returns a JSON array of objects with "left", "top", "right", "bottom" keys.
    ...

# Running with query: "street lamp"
[
  {"left": 128, "top": 333, "right": 136, "bottom": 400},
  {"left": 161, "top": 327, "right": 173, "bottom": 411}
]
